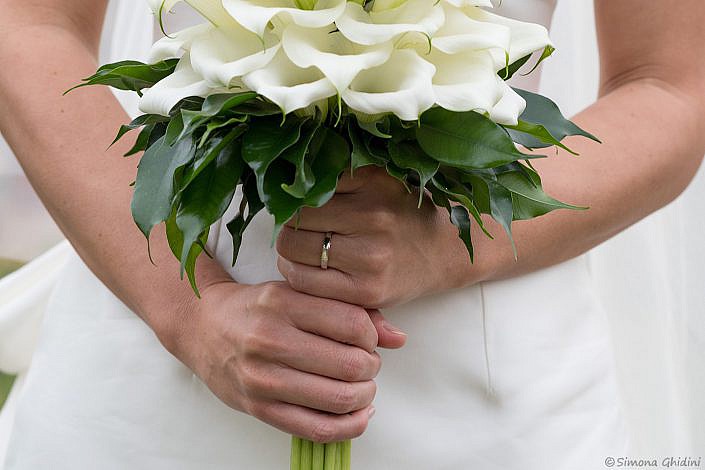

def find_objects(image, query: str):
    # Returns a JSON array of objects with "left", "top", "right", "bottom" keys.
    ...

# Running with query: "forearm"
[
  {"left": 472, "top": 78, "right": 705, "bottom": 283},
  {"left": 0, "top": 15, "right": 231, "bottom": 350}
]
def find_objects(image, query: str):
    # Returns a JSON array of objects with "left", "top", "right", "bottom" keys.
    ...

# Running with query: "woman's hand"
[
  {"left": 173, "top": 280, "right": 406, "bottom": 443},
  {"left": 276, "top": 166, "right": 486, "bottom": 309}
]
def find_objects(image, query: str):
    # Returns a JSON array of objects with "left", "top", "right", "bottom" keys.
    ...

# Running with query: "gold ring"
[{"left": 320, "top": 232, "right": 333, "bottom": 270}]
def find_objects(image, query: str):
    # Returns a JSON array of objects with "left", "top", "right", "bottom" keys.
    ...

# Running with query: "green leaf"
[
  {"left": 450, "top": 205, "right": 474, "bottom": 262},
  {"left": 280, "top": 120, "right": 320, "bottom": 199},
  {"left": 176, "top": 139, "right": 245, "bottom": 276},
  {"left": 512, "top": 87, "right": 600, "bottom": 148},
  {"left": 242, "top": 115, "right": 307, "bottom": 202},
  {"left": 66, "top": 59, "right": 179, "bottom": 95},
  {"left": 111, "top": 114, "right": 168, "bottom": 147},
  {"left": 199, "top": 117, "right": 248, "bottom": 148},
  {"left": 496, "top": 168, "right": 585, "bottom": 220},
  {"left": 226, "top": 170, "right": 265, "bottom": 266},
  {"left": 417, "top": 108, "right": 538, "bottom": 169},
  {"left": 499, "top": 54, "right": 531, "bottom": 81},
  {"left": 201, "top": 92, "right": 259, "bottom": 116},
  {"left": 505, "top": 120, "right": 578, "bottom": 154},
  {"left": 348, "top": 121, "right": 387, "bottom": 173},
  {"left": 301, "top": 129, "right": 350, "bottom": 208},
  {"left": 388, "top": 140, "right": 439, "bottom": 207},
  {"left": 260, "top": 128, "right": 349, "bottom": 243},
  {"left": 165, "top": 210, "right": 208, "bottom": 297},
  {"left": 431, "top": 175, "right": 490, "bottom": 237},
  {"left": 180, "top": 126, "right": 246, "bottom": 190},
  {"left": 131, "top": 135, "right": 196, "bottom": 239},
  {"left": 522, "top": 45, "right": 555, "bottom": 77},
  {"left": 357, "top": 116, "right": 392, "bottom": 138}
]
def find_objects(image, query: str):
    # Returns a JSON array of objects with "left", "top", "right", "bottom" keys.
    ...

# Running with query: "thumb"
[{"left": 368, "top": 309, "right": 407, "bottom": 350}]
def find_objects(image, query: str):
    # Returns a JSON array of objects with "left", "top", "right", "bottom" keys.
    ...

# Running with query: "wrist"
[{"left": 149, "top": 257, "right": 236, "bottom": 365}]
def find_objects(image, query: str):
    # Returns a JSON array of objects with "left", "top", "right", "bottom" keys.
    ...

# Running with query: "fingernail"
[
  {"left": 383, "top": 322, "right": 407, "bottom": 337},
  {"left": 368, "top": 406, "right": 376, "bottom": 419}
]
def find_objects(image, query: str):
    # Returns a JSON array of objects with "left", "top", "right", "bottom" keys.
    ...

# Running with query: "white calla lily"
[
  {"left": 190, "top": 25, "right": 280, "bottom": 87},
  {"left": 489, "top": 81, "right": 526, "bottom": 125},
  {"left": 431, "top": 4, "right": 510, "bottom": 56},
  {"left": 342, "top": 49, "right": 436, "bottom": 121},
  {"left": 149, "top": 0, "right": 233, "bottom": 26},
  {"left": 282, "top": 25, "right": 393, "bottom": 94},
  {"left": 426, "top": 49, "right": 502, "bottom": 113},
  {"left": 336, "top": 0, "right": 445, "bottom": 46},
  {"left": 222, "top": 0, "right": 347, "bottom": 38},
  {"left": 242, "top": 50, "right": 337, "bottom": 114},
  {"left": 465, "top": 6, "right": 553, "bottom": 63},
  {"left": 442, "top": 0, "right": 492, "bottom": 8},
  {"left": 139, "top": 55, "right": 216, "bottom": 116},
  {"left": 148, "top": 23, "right": 211, "bottom": 63}
]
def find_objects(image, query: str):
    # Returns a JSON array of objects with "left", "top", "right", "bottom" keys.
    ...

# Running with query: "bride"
[{"left": 1, "top": 0, "right": 704, "bottom": 468}]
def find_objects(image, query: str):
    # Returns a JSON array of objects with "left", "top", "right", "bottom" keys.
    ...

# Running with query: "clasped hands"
[{"left": 184, "top": 167, "right": 479, "bottom": 443}]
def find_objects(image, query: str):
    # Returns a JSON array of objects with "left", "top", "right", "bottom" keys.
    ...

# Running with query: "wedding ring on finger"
[{"left": 320, "top": 232, "right": 333, "bottom": 270}]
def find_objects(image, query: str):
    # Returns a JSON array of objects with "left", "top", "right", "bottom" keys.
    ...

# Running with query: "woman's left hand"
[{"left": 276, "top": 166, "right": 485, "bottom": 309}]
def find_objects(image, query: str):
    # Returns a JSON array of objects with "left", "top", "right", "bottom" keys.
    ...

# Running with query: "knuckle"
[
  {"left": 253, "top": 282, "right": 284, "bottom": 312},
  {"left": 357, "top": 281, "right": 386, "bottom": 308},
  {"left": 338, "top": 350, "right": 367, "bottom": 382},
  {"left": 346, "top": 308, "right": 373, "bottom": 344},
  {"left": 285, "top": 266, "right": 307, "bottom": 293},
  {"left": 366, "top": 245, "right": 393, "bottom": 274},
  {"left": 366, "top": 207, "right": 394, "bottom": 230},
  {"left": 246, "top": 399, "right": 270, "bottom": 422},
  {"left": 331, "top": 384, "right": 358, "bottom": 414},
  {"left": 349, "top": 417, "right": 369, "bottom": 440},
  {"left": 309, "top": 420, "right": 337, "bottom": 444}
]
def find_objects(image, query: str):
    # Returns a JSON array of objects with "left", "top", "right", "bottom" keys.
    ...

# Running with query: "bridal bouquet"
[{"left": 71, "top": 0, "right": 597, "bottom": 468}]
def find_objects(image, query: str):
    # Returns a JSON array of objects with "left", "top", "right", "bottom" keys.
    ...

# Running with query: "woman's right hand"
[{"left": 171, "top": 280, "right": 407, "bottom": 443}]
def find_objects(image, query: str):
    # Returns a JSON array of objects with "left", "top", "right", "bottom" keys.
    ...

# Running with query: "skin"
[
  {"left": 1, "top": 0, "right": 704, "bottom": 444},
  {"left": 277, "top": 1, "right": 705, "bottom": 308}
]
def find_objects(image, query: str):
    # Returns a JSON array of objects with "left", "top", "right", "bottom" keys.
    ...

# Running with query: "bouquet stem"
[{"left": 291, "top": 437, "right": 351, "bottom": 470}]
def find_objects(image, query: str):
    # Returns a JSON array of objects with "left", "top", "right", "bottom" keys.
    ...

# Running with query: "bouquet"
[{"left": 70, "top": 0, "right": 598, "bottom": 468}]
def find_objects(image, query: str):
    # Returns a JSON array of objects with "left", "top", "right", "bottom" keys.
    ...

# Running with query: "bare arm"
[
  {"left": 476, "top": 0, "right": 705, "bottom": 281},
  {"left": 0, "top": 0, "right": 405, "bottom": 442},
  {"left": 273, "top": 0, "right": 705, "bottom": 308}
]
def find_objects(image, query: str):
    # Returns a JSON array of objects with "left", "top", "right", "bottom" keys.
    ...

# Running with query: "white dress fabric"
[{"left": 7, "top": 0, "right": 696, "bottom": 467}]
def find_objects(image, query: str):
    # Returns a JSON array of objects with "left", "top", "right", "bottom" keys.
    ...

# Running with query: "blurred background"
[{"left": 1, "top": 0, "right": 704, "bottom": 457}]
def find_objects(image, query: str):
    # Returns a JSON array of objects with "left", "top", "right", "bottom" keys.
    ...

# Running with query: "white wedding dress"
[{"left": 0, "top": 0, "right": 664, "bottom": 468}]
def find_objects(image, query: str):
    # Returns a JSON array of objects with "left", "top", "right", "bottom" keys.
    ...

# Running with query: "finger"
[
  {"left": 285, "top": 195, "right": 361, "bottom": 234},
  {"left": 278, "top": 257, "right": 368, "bottom": 306},
  {"left": 277, "top": 226, "right": 357, "bottom": 271},
  {"left": 284, "top": 290, "right": 379, "bottom": 352},
  {"left": 335, "top": 166, "right": 391, "bottom": 194},
  {"left": 269, "top": 329, "right": 381, "bottom": 381},
  {"left": 368, "top": 309, "right": 407, "bottom": 350},
  {"left": 252, "top": 363, "right": 377, "bottom": 414},
  {"left": 250, "top": 400, "right": 375, "bottom": 443}
]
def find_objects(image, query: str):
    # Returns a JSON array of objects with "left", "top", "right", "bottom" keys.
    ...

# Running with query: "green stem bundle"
[{"left": 291, "top": 437, "right": 351, "bottom": 470}]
